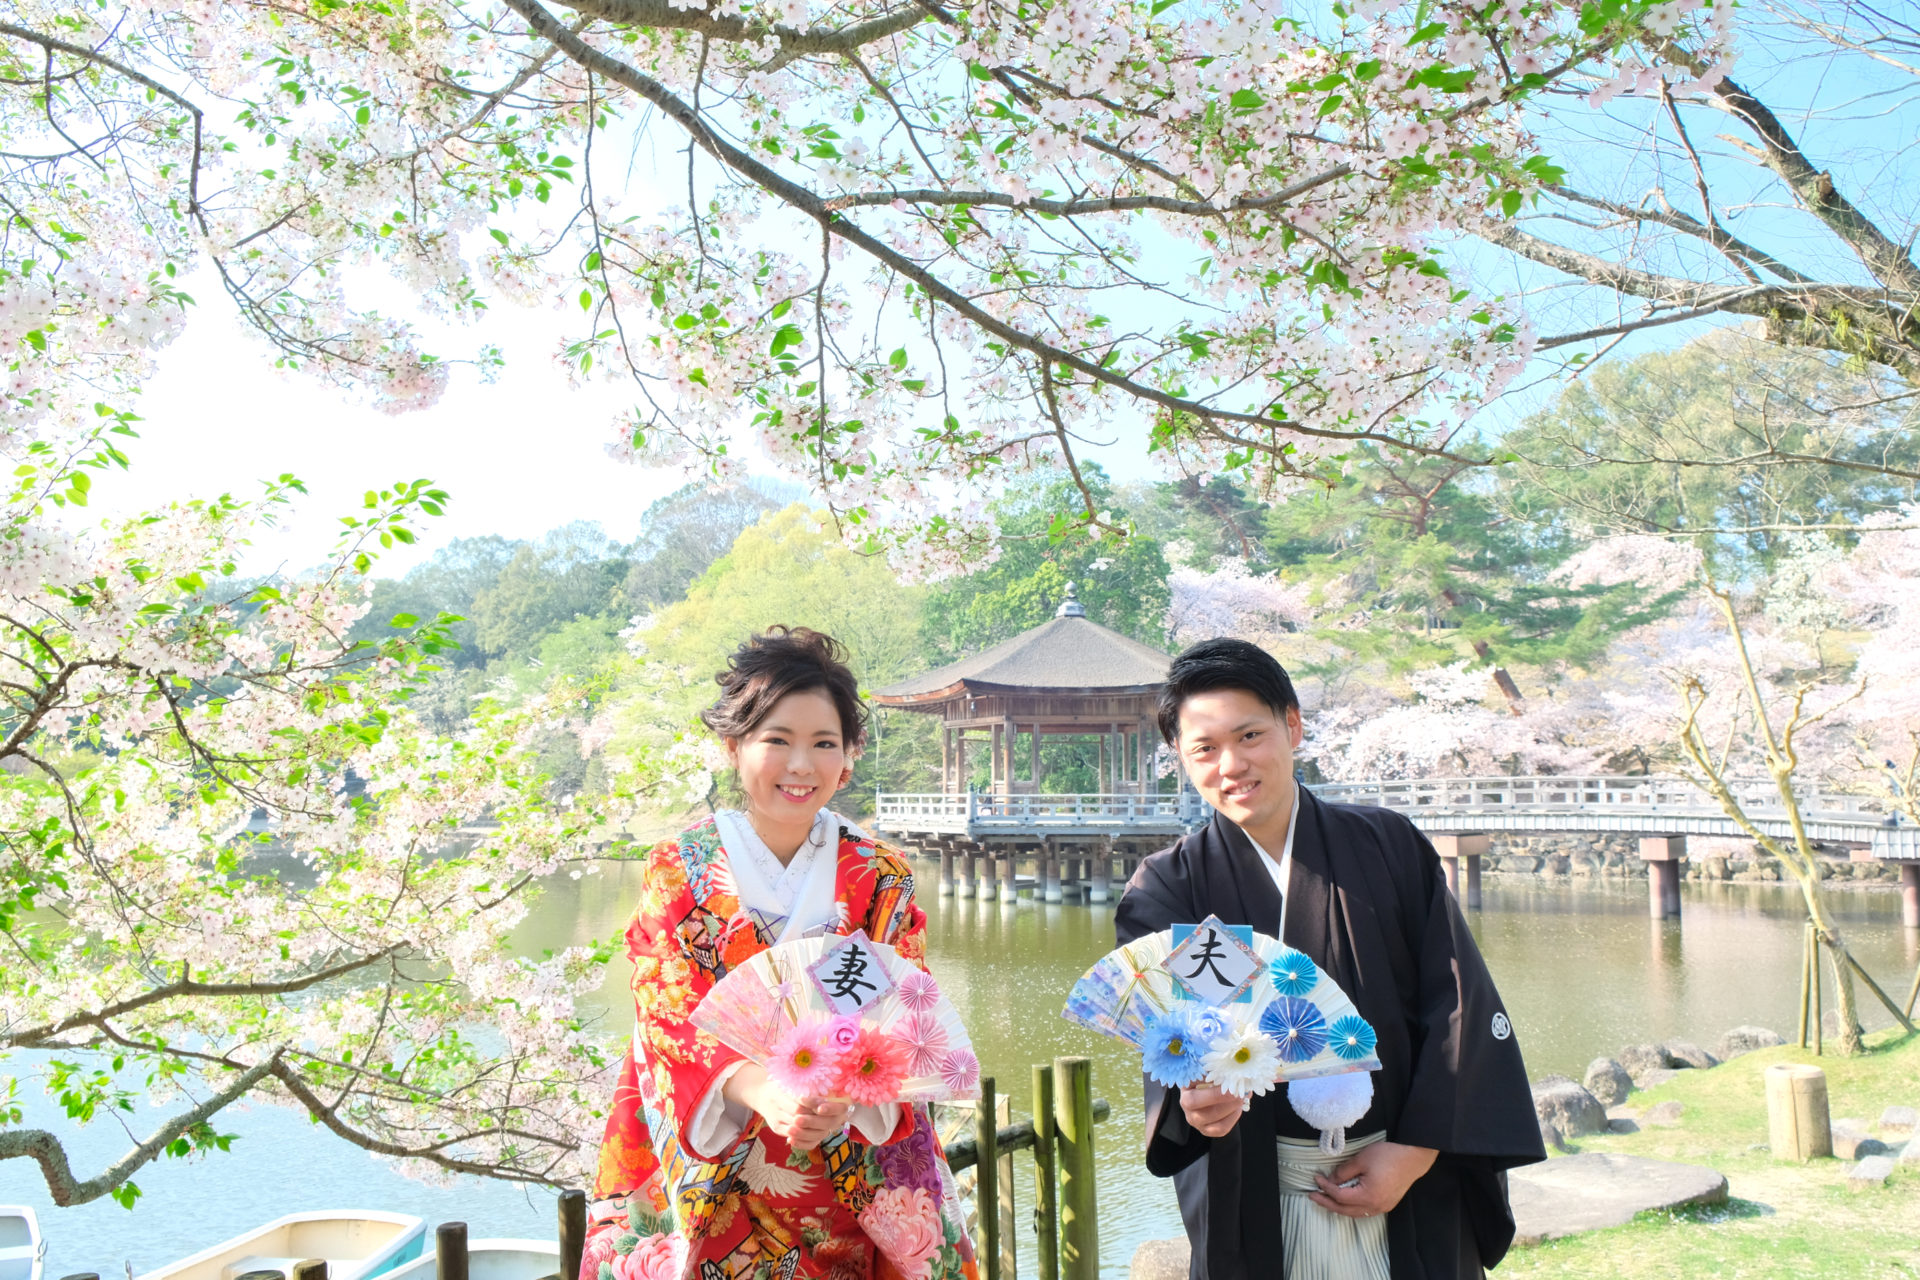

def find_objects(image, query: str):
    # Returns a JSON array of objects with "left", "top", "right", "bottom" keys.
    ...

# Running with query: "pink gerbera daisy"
[
  {"left": 769, "top": 1018, "right": 839, "bottom": 1096},
  {"left": 896, "top": 1012, "right": 950, "bottom": 1078},
  {"left": 833, "top": 1025, "right": 912, "bottom": 1106}
]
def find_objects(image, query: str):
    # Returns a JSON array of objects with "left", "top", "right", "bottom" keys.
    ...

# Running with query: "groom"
[{"left": 1116, "top": 638, "right": 1543, "bottom": 1280}]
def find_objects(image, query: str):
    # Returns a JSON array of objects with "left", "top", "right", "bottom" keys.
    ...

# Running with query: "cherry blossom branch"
[{"left": 0, "top": 1054, "right": 279, "bottom": 1207}]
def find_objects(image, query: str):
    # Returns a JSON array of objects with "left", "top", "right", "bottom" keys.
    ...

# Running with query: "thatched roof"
[{"left": 872, "top": 592, "right": 1171, "bottom": 705}]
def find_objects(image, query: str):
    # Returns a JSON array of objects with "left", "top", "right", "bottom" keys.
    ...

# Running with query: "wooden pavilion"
[{"left": 870, "top": 584, "right": 1208, "bottom": 904}]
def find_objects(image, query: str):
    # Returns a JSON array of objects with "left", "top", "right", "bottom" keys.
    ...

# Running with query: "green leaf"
[
  {"left": 355, "top": 105, "right": 370, "bottom": 126},
  {"left": 1229, "top": 88, "right": 1264, "bottom": 113},
  {"left": 579, "top": 288, "right": 593, "bottom": 311},
  {"left": 390, "top": 612, "right": 419, "bottom": 627},
  {"left": 889, "top": 347, "right": 908, "bottom": 371}
]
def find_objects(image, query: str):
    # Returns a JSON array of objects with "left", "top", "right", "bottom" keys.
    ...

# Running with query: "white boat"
[
  {"left": 0, "top": 1206, "right": 45, "bottom": 1280},
  {"left": 135, "top": 1211, "right": 427, "bottom": 1280},
  {"left": 380, "top": 1239, "right": 560, "bottom": 1280}
]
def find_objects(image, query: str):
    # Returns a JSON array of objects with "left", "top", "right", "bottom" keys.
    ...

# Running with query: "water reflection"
[{"left": 14, "top": 866, "right": 1914, "bottom": 1278}]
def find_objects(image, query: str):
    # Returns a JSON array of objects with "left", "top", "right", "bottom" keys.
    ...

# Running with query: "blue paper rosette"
[
  {"left": 1258, "top": 996, "right": 1328, "bottom": 1063},
  {"left": 1266, "top": 949, "right": 1319, "bottom": 998},
  {"left": 1328, "top": 1014, "right": 1377, "bottom": 1062}
]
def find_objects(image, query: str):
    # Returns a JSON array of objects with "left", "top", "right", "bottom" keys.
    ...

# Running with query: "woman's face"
[{"left": 726, "top": 687, "right": 852, "bottom": 842}]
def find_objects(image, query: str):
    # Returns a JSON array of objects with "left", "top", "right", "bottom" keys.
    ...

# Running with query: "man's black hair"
[{"left": 1155, "top": 637, "right": 1300, "bottom": 745}]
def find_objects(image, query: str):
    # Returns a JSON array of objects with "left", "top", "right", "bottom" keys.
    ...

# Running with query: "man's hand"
[
  {"left": 1309, "top": 1141, "right": 1437, "bottom": 1218},
  {"left": 724, "top": 1063, "right": 852, "bottom": 1152},
  {"left": 1177, "top": 1083, "right": 1246, "bottom": 1139}
]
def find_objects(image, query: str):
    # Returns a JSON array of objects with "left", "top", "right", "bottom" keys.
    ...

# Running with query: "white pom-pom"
[{"left": 1288, "top": 1071, "right": 1374, "bottom": 1156}]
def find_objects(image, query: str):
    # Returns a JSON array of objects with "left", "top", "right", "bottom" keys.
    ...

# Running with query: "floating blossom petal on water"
[
  {"left": 897, "top": 967, "right": 941, "bottom": 1013},
  {"left": 1202, "top": 1024, "right": 1282, "bottom": 1099},
  {"left": 1328, "top": 1015, "right": 1377, "bottom": 1062},
  {"left": 897, "top": 1011, "right": 951, "bottom": 1077},
  {"left": 1267, "top": 949, "right": 1319, "bottom": 998},
  {"left": 938, "top": 1048, "right": 980, "bottom": 1097},
  {"left": 1258, "top": 997, "right": 1328, "bottom": 1064},
  {"left": 1141, "top": 1007, "right": 1209, "bottom": 1089}
]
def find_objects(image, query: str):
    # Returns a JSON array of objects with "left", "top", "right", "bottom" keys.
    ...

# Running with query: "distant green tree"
[
  {"left": 619, "top": 483, "right": 784, "bottom": 610},
  {"left": 352, "top": 534, "right": 522, "bottom": 667},
  {"left": 470, "top": 522, "right": 631, "bottom": 661},
  {"left": 924, "top": 471, "right": 1172, "bottom": 655},
  {"left": 1503, "top": 332, "right": 1920, "bottom": 566},
  {"left": 1117, "top": 473, "right": 1268, "bottom": 568}
]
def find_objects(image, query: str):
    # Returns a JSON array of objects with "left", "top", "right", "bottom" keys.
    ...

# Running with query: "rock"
[
  {"left": 1608, "top": 1116, "right": 1641, "bottom": 1135},
  {"left": 1509, "top": 1154, "right": 1729, "bottom": 1244},
  {"left": 1900, "top": 1140, "right": 1920, "bottom": 1168},
  {"left": 1662, "top": 1040, "right": 1719, "bottom": 1071},
  {"left": 1584, "top": 1058, "right": 1634, "bottom": 1106},
  {"left": 1846, "top": 1155, "right": 1895, "bottom": 1190},
  {"left": 1637, "top": 1068, "right": 1680, "bottom": 1090},
  {"left": 1617, "top": 1043, "right": 1675, "bottom": 1079},
  {"left": 1715, "top": 1025, "right": 1785, "bottom": 1060},
  {"left": 1702, "top": 856, "right": 1731, "bottom": 880},
  {"left": 1534, "top": 1079, "right": 1609, "bottom": 1141},
  {"left": 1831, "top": 1119, "right": 1887, "bottom": 1161},
  {"left": 1130, "top": 1238, "right": 1189, "bottom": 1280},
  {"left": 1879, "top": 1106, "right": 1917, "bottom": 1140},
  {"left": 1644, "top": 1100, "right": 1685, "bottom": 1127}
]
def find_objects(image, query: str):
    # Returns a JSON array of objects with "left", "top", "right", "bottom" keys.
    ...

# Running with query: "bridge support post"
[
  {"left": 939, "top": 848, "right": 956, "bottom": 897},
  {"left": 998, "top": 853, "right": 1018, "bottom": 903},
  {"left": 1430, "top": 834, "right": 1487, "bottom": 909},
  {"left": 1901, "top": 863, "right": 1919, "bottom": 929},
  {"left": 1641, "top": 837, "right": 1686, "bottom": 920},
  {"left": 1088, "top": 838, "right": 1113, "bottom": 904},
  {"left": 1045, "top": 841, "right": 1064, "bottom": 904},
  {"left": 960, "top": 850, "right": 977, "bottom": 898}
]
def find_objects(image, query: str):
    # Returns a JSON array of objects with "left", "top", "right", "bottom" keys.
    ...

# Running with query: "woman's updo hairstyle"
[{"left": 700, "top": 625, "right": 869, "bottom": 751}]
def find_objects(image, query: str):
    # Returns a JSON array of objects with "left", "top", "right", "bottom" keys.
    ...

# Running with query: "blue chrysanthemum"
[
  {"left": 1258, "top": 997, "right": 1329, "bottom": 1063},
  {"left": 1141, "top": 1008, "right": 1208, "bottom": 1088},
  {"left": 1267, "top": 949, "right": 1319, "bottom": 998},
  {"left": 1328, "top": 1014, "right": 1378, "bottom": 1062}
]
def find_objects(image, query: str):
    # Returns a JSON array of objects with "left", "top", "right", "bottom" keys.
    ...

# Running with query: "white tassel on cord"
[{"left": 1287, "top": 1071, "right": 1374, "bottom": 1156}]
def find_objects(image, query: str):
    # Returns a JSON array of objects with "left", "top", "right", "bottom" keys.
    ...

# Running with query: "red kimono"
[{"left": 587, "top": 815, "right": 979, "bottom": 1280}]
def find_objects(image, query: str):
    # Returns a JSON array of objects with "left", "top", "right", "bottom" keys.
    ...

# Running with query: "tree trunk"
[{"left": 1797, "top": 875, "right": 1866, "bottom": 1055}]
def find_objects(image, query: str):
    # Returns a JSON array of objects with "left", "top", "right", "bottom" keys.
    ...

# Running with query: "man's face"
[{"left": 1175, "top": 688, "right": 1304, "bottom": 834}]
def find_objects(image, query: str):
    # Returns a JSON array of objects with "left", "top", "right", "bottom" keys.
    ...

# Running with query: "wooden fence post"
[
  {"left": 559, "top": 1188, "right": 587, "bottom": 1280},
  {"left": 1054, "top": 1057, "right": 1098, "bottom": 1280},
  {"left": 436, "top": 1222, "right": 469, "bottom": 1280},
  {"left": 1032, "top": 1063, "right": 1058, "bottom": 1280},
  {"left": 997, "top": 1093, "right": 1018, "bottom": 1280},
  {"left": 976, "top": 1077, "right": 1001, "bottom": 1280}
]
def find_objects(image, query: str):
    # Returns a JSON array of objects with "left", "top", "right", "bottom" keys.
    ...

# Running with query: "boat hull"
[{"left": 135, "top": 1212, "right": 426, "bottom": 1280}]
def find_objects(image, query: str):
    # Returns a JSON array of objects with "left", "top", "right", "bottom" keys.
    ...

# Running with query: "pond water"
[{"left": 11, "top": 868, "right": 1915, "bottom": 1278}]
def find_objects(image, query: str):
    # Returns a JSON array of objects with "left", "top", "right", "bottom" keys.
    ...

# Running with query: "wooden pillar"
[
  {"left": 1055, "top": 1057, "right": 1099, "bottom": 1280},
  {"left": 1089, "top": 837, "right": 1113, "bottom": 904},
  {"left": 998, "top": 852, "right": 1017, "bottom": 903},
  {"left": 940, "top": 847, "right": 956, "bottom": 897},
  {"left": 1029, "top": 725, "right": 1042, "bottom": 790},
  {"left": 1641, "top": 836, "right": 1685, "bottom": 919},
  {"left": 1045, "top": 842, "right": 1063, "bottom": 903},
  {"left": 1765, "top": 1063, "right": 1832, "bottom": 1160},
  {"left": 1902, "top": 863, "right": 1920, "bottom": 929},
  {"left": 1430, "top": 834, "right": 1487, "bottom": 909},
  {"left": 959, "top": 850, "right": 977, "bottom": 898},
  {"left": 942, "top": 726, "right": 953, "bottom": 794}
]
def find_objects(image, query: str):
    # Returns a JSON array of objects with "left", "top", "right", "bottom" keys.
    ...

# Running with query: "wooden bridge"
[{"left": 875, "top": 773, "right": 1920, "bottom": 925}]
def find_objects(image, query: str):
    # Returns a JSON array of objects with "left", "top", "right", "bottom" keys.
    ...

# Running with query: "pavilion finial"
[{"left": 1056, "top": 581, "right": 1087, "bottom": 618}]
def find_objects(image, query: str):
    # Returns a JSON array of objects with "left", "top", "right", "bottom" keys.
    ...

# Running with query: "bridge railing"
[
  {"left": 1311, "top": 774, "right": 1889, "bottom": 825},
  {"left": 874, "top": 790, "right": 1209, "bottom": 828}
]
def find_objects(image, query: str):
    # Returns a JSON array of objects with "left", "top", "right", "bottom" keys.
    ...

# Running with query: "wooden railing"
[
  {"left": 876, "top": 790, "right": 1210, "bottom": 829},
  {"left": 943, "top": 1057, "right": 1109, "bottom": 1280},
  {"left": 1312, "top": 774, "right": 1890, "bottom": 826}
]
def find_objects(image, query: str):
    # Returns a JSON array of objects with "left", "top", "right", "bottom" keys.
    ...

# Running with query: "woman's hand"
[
  {"left": 724, "top": 1063, "right": 852, "bottom": 1152},
  {"left": 1177, "top": 1083, "right": 1246, "bottom": 1139}
]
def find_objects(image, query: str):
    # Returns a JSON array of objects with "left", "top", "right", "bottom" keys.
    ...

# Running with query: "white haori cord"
[{"left": 1276, "top": 1130, "right": 1392, "bottom": 1280}]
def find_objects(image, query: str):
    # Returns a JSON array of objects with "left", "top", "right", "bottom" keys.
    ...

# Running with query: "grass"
[{"left": 1498, "top": 1028, "right": 1920, "bottom": 1280}]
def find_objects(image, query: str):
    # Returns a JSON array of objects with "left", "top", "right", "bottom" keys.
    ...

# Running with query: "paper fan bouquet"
[
  {"left": 692, "top": 929, "right": 981, "bottom": 1104},
  {"left": 1062, "top": 914, "right": 1381, "bottom": 1152}
]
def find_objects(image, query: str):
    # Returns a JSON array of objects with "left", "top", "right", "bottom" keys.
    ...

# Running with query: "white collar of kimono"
[
  {"left": 1242, "top": 785, "right": 1300, "bottom": 942},
  {"left": 714, "top": 807, "right": 864, "bottom": 944}
]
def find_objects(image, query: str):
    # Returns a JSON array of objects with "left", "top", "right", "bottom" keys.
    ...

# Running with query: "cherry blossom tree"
[
  {"left": 0, "top": 434, "right": 627, "bottom": 1206},
  {"left": 1824, "top": 509, "right": 1920, "bottom": 826},
  {"left": 1, "top": 0, "right": 1735, "bottom": 573}
]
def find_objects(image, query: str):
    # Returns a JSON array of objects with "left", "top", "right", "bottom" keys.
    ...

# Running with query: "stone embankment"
[{"left": 1482, "top": 833, "right": 1906, "bottom": 885}]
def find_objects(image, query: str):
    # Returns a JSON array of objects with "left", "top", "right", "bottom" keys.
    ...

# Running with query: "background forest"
[{"left": 349, "top": 331, "right": 1920, "bottom": 826}]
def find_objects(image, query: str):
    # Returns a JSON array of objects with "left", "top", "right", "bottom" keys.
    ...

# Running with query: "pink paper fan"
[
  {"left": 937, "top": 1047, "right": 980, "bottom": 1096},
  {"left": 897, "top": 1012, "right": 950, "bottom": 1078},
  {"left": 897, "top": 968, "right": 941, "bottom": 1013}
]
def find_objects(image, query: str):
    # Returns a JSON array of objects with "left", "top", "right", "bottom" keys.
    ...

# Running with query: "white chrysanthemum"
[{"left": 1202, "top": 1025, "right": 1281, "bottom": 1099}]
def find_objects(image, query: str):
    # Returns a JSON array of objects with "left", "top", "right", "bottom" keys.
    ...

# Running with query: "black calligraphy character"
[
  {"left": 1182, "top": 928, "right": 1234, "bottom": 989},
  {"left": 826, "top": 947, "right": 878, "bottom": 1003}
]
